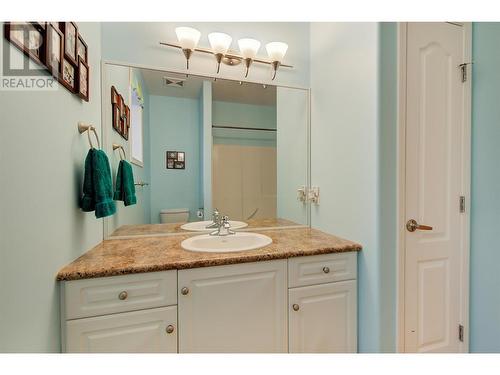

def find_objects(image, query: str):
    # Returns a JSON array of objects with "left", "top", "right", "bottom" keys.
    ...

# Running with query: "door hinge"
[
  {"left": 459, "top": 62, "right": 473, "bottom": 83},
  {"left": 460, "top": 196, "right": 466, "bottom": 213},
  {"left": 459, "top": 324, "right": 464, "bottom": 342}
]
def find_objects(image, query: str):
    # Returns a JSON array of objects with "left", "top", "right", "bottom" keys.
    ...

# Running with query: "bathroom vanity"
[{"left": 57, "top": 228, "right": 361, "bottom": 353}]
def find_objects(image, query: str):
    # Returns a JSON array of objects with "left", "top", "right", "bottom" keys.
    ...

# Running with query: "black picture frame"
[
  {"left": 166, "top": 151, "right": 185, "bottom": 169},
  {"left": 62, "top": 21, "right": 78, "bottom": 66},
  {"left": 3, "top": 22, "right": 46, "bottom": 67}
]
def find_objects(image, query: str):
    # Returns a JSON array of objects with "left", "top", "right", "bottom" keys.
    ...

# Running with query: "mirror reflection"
[{"left": 103, "top": 64, "right": 309, "bottom": 238}]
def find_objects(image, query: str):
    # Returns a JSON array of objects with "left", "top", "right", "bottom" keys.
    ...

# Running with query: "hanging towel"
[
  {"left": 113, "top": 159, "right": 137, "bottom": 206},
  {"left": 81, "top": 149, "right": 116, "bottom": 218}
]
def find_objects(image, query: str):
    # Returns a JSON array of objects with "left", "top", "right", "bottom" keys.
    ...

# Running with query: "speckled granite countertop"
[
  {"left": 109, "top": 218, "right": 302, "bottom": 238},
  {"left": 57, "top": 227, "right": 362, "bottom": 281}
]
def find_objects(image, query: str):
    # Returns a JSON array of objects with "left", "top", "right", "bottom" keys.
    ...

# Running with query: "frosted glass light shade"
[
  {"left": 265, "top": 42, "right": 288, "bottom": 62},
  {"left": 238, "top": 38, "right": 261, "bottom": 59},
  {"left": 175, "top": 27, "right": 201, "bottom": 50},
  {"left": 208, "top": 32, "right": 232, "bottom": 54}
]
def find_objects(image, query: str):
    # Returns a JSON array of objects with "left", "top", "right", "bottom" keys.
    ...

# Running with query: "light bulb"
[
  {"left": 238, "top": 38, "right": 261, "bottom": 59},
  {"left": 265, "top": 42, "right": 288, "bottom": 62},
  {"left": 208, "top": 32, "right": 232, "bottom": 54},
  {"left": 175, "top": 27, "right": 201, "bottom": 50}
]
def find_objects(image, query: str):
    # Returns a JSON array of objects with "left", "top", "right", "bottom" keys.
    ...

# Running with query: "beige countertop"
[
  {"left": 109, "top": 217, "right": 302, "bottom": 238},
  {"left": 57, "top": 227, "right": 362, "bottom": 281}
]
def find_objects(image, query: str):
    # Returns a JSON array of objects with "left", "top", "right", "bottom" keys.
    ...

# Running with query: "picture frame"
[
  {"left": 45, "top": 23, "right": 63, "bottom": 78},
  {"left": 3, "top": 22, "right": 46, "bottom": 66},
  {"left": 77, "top": 56, "right": 89, "bottom": 102},
  {"left": 62, "top": 22, "right": 78, "bottom": 65},
  {"left": 112, "top": 106, "right": 121, "bottom": 131},
  {"left": 166, "top": 151, "right": 186, "bottom": 169},
  {"left": 60, "top": 58, "right": 77, "bottom": 92},
  {"left": 111, "top": 86, "right": 118, "bottom": 104},
  {"left": 77, "top": 34, "right": 88, "bottom": 63}
]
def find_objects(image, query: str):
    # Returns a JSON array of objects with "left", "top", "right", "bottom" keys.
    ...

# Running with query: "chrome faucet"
[
  {"left": 210, "top": 215, "right": 235, "bottom": 236},
  {"left": 205, "top": 208, "right": 220, "bottom": 229}
]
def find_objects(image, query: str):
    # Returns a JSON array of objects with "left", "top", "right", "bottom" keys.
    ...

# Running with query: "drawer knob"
[
  {"left": 118, "top": 291, "right": 128, "bottom": 300},
  {"left": 292, "top": 304, "right": 300, "bottom": 311},
  {"left": 322, "top": 266, "right": 330, "bottom": 274},
  {"left": 181, "top": 287, "right": 189, "bottom": 295},
  {"left": 166, "top": 325, "right": 175, "bottom": 334}
]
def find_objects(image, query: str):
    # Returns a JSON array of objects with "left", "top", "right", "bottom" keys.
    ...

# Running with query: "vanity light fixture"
[
  {"left": 265, "top": 42, "right": 288, "bottom": 80},
  {"left": 208, "top": 32, "right": 232, "bottom": 74},
  {"left": 237, "top": 38, "right": 260, "bottom": 78},
  {"left": 160, "top": 29, "right": 292, "bottom": 80},
  {"left": 175, "top": 26, "right": 201, "bottom": 69}
]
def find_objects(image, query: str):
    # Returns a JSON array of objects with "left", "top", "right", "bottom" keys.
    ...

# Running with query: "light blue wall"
[
  {"left": 470, "top": 22, "right": 500, "bottom": 352},
  {"left": 149, "top": 95, "right": 202, "bottom": 223},
  {"left": 213, "top": 101, "right": 277, "bottom": 147},
  {"left": 310, "top": 22, "right": 381, "bottom": 352},
  {"left": 0, "top": 22, "right": 103, "bottom": 352}
]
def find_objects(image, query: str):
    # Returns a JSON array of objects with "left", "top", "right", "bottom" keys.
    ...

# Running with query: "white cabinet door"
[
  {"left": 178, "top": 260, "right": 287, "bottom": 353},
  {"left": 289, "top": 280, "right": 357, "bottom": 353},
  {"left": 65, "top": 306, "right": 177, "bottom": 353}
]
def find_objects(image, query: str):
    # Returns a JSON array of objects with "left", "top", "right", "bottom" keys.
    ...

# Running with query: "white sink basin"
[
  {"left": 181, "top": 220, "right": 248, "bottom": 232},
  {"left": 181, "top": 232, "right": 272, "bottom": 253}
]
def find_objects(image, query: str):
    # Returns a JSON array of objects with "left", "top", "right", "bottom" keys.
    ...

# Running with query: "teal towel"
[
  {"left": 113, "top": 160, "right": 137, "bottom": 206},
  {"left": 81, "top": 149, "right": 116, "bottom": 218}
]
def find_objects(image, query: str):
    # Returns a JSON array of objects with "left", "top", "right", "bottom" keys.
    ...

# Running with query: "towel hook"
[
  {"left": 78, "top": 122, "right": 100, "bottom": 149},
  {"left": 112, "top": 143, "right": 126, "bottom": 160}
]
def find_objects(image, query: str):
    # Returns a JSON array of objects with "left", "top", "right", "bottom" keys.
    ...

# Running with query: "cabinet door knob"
[
  {"left": 181, "top": 287, "right": 189, "bottom": 295},
  {"left": 292, "top": 304, "right": 300, "bottom": 311},
  {"left": 118, "top": 291, "right": 128, "bottom": 300},
  {"left": 166, "top": 325, "right": 175, "bottom": 334},
  {"left": 322, "top": 266, "right": 330, "bottom": 274}
]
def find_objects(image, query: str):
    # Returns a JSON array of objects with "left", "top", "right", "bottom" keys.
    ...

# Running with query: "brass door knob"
[
  {"left": 292, "top": 304, "right": 300, "bottom": 311},
  {"left": 166, "top": 325, "right": 175, "bottom": 334},
  {"left": 322, "top": 266, "right": 330, "bottom": 274},
  {"left": 118, "top": 291, "right": 128, "bottom": 300},
  {"left": 181, "top": 287, "right": 189, "bottom": 295},
  {"left": 406, "top": 219, "right": 433, "bottom": 232}
]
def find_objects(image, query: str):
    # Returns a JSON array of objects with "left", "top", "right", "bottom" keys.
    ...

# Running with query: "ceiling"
[{"left": 139, "top": 68, "right": 276, "bottom": 106}]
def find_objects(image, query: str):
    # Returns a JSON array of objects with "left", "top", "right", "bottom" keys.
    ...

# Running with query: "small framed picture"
[
  {"left": 111, "top": 86, "right": 118, "bottom": 104},
  {"left": 174, "top": 161, "right": 185, "bottom": 169},
  {"left": 167, "top": 151, "right": 177, "bottom": 159},
  {"left": 45, "top": 23, "right": 63, "bottom": 78},
  {"left": 4, "top": 22, "right": 46, "bottom": 66},
  {"left": 77, "top": 56, "right": 89, "bottom": 101},
  {"left": 77, "top": 35, "right": 88, "bottom": 63},
  {"left": 177, "top": 152, "right": 185, "bottom": 162},
  {"left": 62, "top": 22, "right": 78, "bottom": 65},
  {"left": 60, "top": 59, "right": 76, "bottom": 92},
  {"left": 113, "top": 106, "right": 121, "bottom": 131},
  {"left": 167, "top": 159, "right": 174, "bottom": 169},
  {"left": 166, "top": 151, "right": 185, "bottom": 169}
]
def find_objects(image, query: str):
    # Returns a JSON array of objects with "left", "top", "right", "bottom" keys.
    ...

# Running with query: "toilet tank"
[{"left": 160, "top": 208, "right": 189, "bottom": 224}]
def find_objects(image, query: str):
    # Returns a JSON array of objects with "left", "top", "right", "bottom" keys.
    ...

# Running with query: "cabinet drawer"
[
  {"left": 288, "top": 252, "right": 356, "bottom": 288},
  {"left": 65, "top": 306, "right": 178, "bottom": 353},
  {"left": 62, "top": 271, "right": 177, "bottom": 320}
]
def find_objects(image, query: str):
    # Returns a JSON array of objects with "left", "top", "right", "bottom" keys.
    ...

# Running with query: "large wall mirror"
[{"left": 102, "top": 63, "right": 310, "bottom": 238}]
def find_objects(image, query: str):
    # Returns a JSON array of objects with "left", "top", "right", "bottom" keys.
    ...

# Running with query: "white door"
[
  {"left": 178, "top": 260, "right": 287, "bottom": 353},
  {"left": 65, "top": 306, "right": 178, "bottom": 353},
  {"left": 403, "top": 22, "right": 470, "bottom": 352},
  {"left": 289, "top": 280, "right": 357, "bottom": 353}
]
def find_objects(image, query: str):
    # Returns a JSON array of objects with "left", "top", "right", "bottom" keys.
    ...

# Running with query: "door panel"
[
  {"left": 404, "top": 22, "right": 466, "bottom": 353},
  {"left": 178, "top": 260, "right": 287, "bottom": 353},
  {"left": 65, "top": 306, "right": 177, "bottom": 353},
  {"left": 289, "top": 280, "right": 356, "bottom": 353}
]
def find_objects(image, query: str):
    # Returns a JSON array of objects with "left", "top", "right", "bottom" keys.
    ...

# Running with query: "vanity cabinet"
[
  {"left": 61, "top": 253, "right": 357, "bottom": 353},
  {"left": 178, "top": 260, "right": 287, "bottom": 353}
]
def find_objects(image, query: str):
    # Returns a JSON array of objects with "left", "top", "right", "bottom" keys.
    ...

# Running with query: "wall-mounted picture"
[
  {"left": 45, "top": 23, "right": 63, "bottom": 78},
  {"left": 78, "top": 56, "right": 89, "bottom": 101},
  {"left": 77, "top": 35, "right": 88, "bottom": 63},
  {"left": 111, "top": 86, "right": 130, "bottom": 140},
  {"left": 4, "top": 22, "right": 46, "bottom": 66},
  {"left": 62, "top": 22, "right": 78, "bottom": 65},
  {"left": 111, "top": 85, "right": 118, "bottom": 104},
  {"left": 166, "top": 151, "right": 185, "bottom": 169},
  {"left": 60, "top": 59, "right": 76, "bottom": 92},
  {"left": 112, "top": 106, "right": 121, "bottom": 131}
]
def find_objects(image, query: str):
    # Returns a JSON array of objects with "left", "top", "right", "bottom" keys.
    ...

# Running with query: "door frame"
[{"left": 395, "top": 22, "right": 472, "bottom": 353}]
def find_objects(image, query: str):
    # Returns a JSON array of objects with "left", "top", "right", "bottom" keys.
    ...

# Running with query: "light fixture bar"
[{"left": 159, "top": 42, "right": 293, "bottom": 68}]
